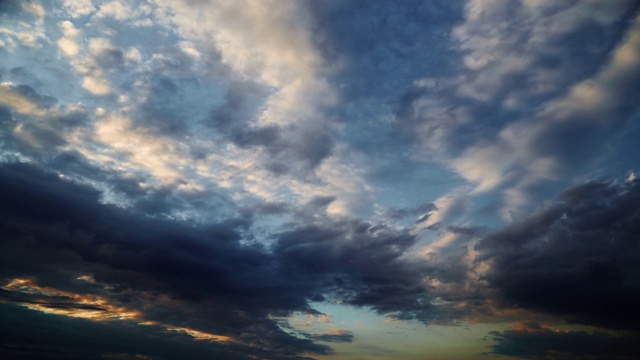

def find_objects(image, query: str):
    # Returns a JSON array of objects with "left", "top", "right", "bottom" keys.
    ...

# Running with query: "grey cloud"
[
  {"left": 0, "top": 85, "right": 90, "bottom": 156},
  {"left": 12, "top": 84, "right": 57, "bottom": 108},
  {"left": 453, "top": 1, "right": 637, "bottom": 107},
  {"left": 206, "top": 81, "right": 334, "bottom": 173},
  {"left": 0, "top": 0, "right": 23, "bottom": 16},
  {"left": 94, "top": 48, "right": 125, "bottom": 70},
  {"left": 306, "top": 195, "right": 336, "bottom": 209},
  {"left": 292, "top": 127, "right": 334, "bottom": 171},
  {"left": 486, "top": 323, "right": 640, "bottom": 360},
  {"left": 387, "top": 201, "right": 437, "bottom": 223},
  {"left": 476, "top": 178, "right": 640, "bottom": 330},
  {"left": 272, "top": 220, "right": 441, "bottom": 321},
  {"left": 306, "top": 0, "right": 464, "bottom": 160},
  {"left": 311, "top": 331, "right": 354, "bottom": 343},
  {"left": 447, "top": 225, "right": 487, "bottom": 237},
  {"left": 392, "top": 1, "right": 640, "bottom": 171},
  {"left": 308, "top": 0, "right": 462, "bottom": 102}
]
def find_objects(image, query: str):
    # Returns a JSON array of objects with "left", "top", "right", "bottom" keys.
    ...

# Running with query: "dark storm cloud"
[
  {"left": 0, "top": 162, "right": 331, "bottom": 359},
  {"left": 229, "top": 123, "right": 334, "bottom": 174},
  {"left": 476, "top": 178, "right": 640, "bottom": 330},
  {"left": 0, "top": 303, "right": 279, "bottom": 360},
  {"left": 224, "top": 121, "right": 334, "bottom": 174},
  {"left": 486, "top": 323, "right": 640, "bottom": 360},
  {"left": 272, "top": 220, "right": 440, "bottom": 321},
  {"left": 207, "top": 80, "right": 269, "bottom": 132},
  {"left": 0, "top": 106, "right": 13, "bottom": 128},
  {"left": 0, "top": 161, "right": 461, "bottom": 358}
]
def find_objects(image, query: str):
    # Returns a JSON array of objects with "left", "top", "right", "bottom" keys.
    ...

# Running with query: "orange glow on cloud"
[
  {"left": 1, "top": 277, "right": 140, "bottom": 321},
  {"left": 1, "top": 277, "right": 238, "bottom": 345},
  {"left": 166, "top": 326, "right": 236, "bottom": 343}
]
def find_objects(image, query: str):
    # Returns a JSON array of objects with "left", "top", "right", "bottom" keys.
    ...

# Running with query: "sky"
[{"left": 1, "top": 0, "right": 640, "bottom": 359}]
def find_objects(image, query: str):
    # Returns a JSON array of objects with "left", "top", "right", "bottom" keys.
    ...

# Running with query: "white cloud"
[
  {"left": 178, "top": 41, "right": 200, "bottom": 60},
  {"left": 63, "top": 0, "right": 95, "bottom": 18},
  {"left": 76, "top": 111, "right": 199, "bottom": 188},
  {"left": 0, "top": 26, "right": 46, "bottom": 49},
  {"left": 154, "top": 0, "right": 336, "bottom": 129},
  {"left": 97, "top": 1, "right": 132, "bottom": 21},
  {"left": 124, "top": 47, "right": 143, "bottom": 62},
  {"left": 56, "top": 23, "right": 116, "bottom": 95},
  {"left": 57, "top": 21, "right": 80, "bottom": 56},
  {"left": 88, "top": 37, "right": 114, "bottom": 55},
  {"left": 22, "top": 0, "right": 46, "bottom": 22},
  {"left": 82, "top": 76, "right": 111, "bottom": 95},
  {"left": 416, "top": 186, "right": 473, "bottom": 230}
]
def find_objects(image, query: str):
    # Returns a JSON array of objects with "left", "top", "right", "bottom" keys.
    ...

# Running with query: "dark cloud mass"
[
  {"left": 273, "top": 221, "right": 431, "bottom": 318},
  {"left": 477, "top": 178, "right": 640, "bottom": 330},
  {"left": 0, "top": 163, "right": 329, "bottom": 359},
  {"left": 0, "top": 162, "right": 436, "bottom": 358},
  {"left": 487, "top": 323, "right": 640, "bottom": 360}
]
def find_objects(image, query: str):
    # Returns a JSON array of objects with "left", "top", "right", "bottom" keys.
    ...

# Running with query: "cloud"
[
  {"left": 272, "top": 219, "right": 443, "bottom": 321},
  {"left": 486, "top": 323, "right": 640, "bottom": 360},
  {"left": 2, "top": 1, "right": 640, "bottom": 359},
  {"left": 0, "top": 161, "right": 465, "bottom": 356},
  {"left": 476, "top": 178, "right": 640, "bottom": 330},
  {"left": 0, "top": 83, "right": 90, "bottom": 155},
  {"left": 311, "top": 330, "right": 354, "bottom": 343},
  {"left": 160, "top": 0, "right": 337, "bottom": 173},
  {"left": 451, "top": 13, "right": 640, "bottom": 218},
  {"left": 452, "top": 0, "right": 636, "bottom": 105},
  {"left": 62, "top": 0, "right": 94, "bottom": 18},
  {"left": 0, "top": 302, "right": 274, "bottom": 360},
  {"left": 0, "top": 162, "right": 331, "bottom": 358},
  {"left": 387, "top": 201, "right": 437, "bottom": 223}
]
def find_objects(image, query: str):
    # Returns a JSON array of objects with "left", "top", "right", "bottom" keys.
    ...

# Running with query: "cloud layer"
[{"left": 1, "top": 1, "right": 640, "bottom": 359}]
